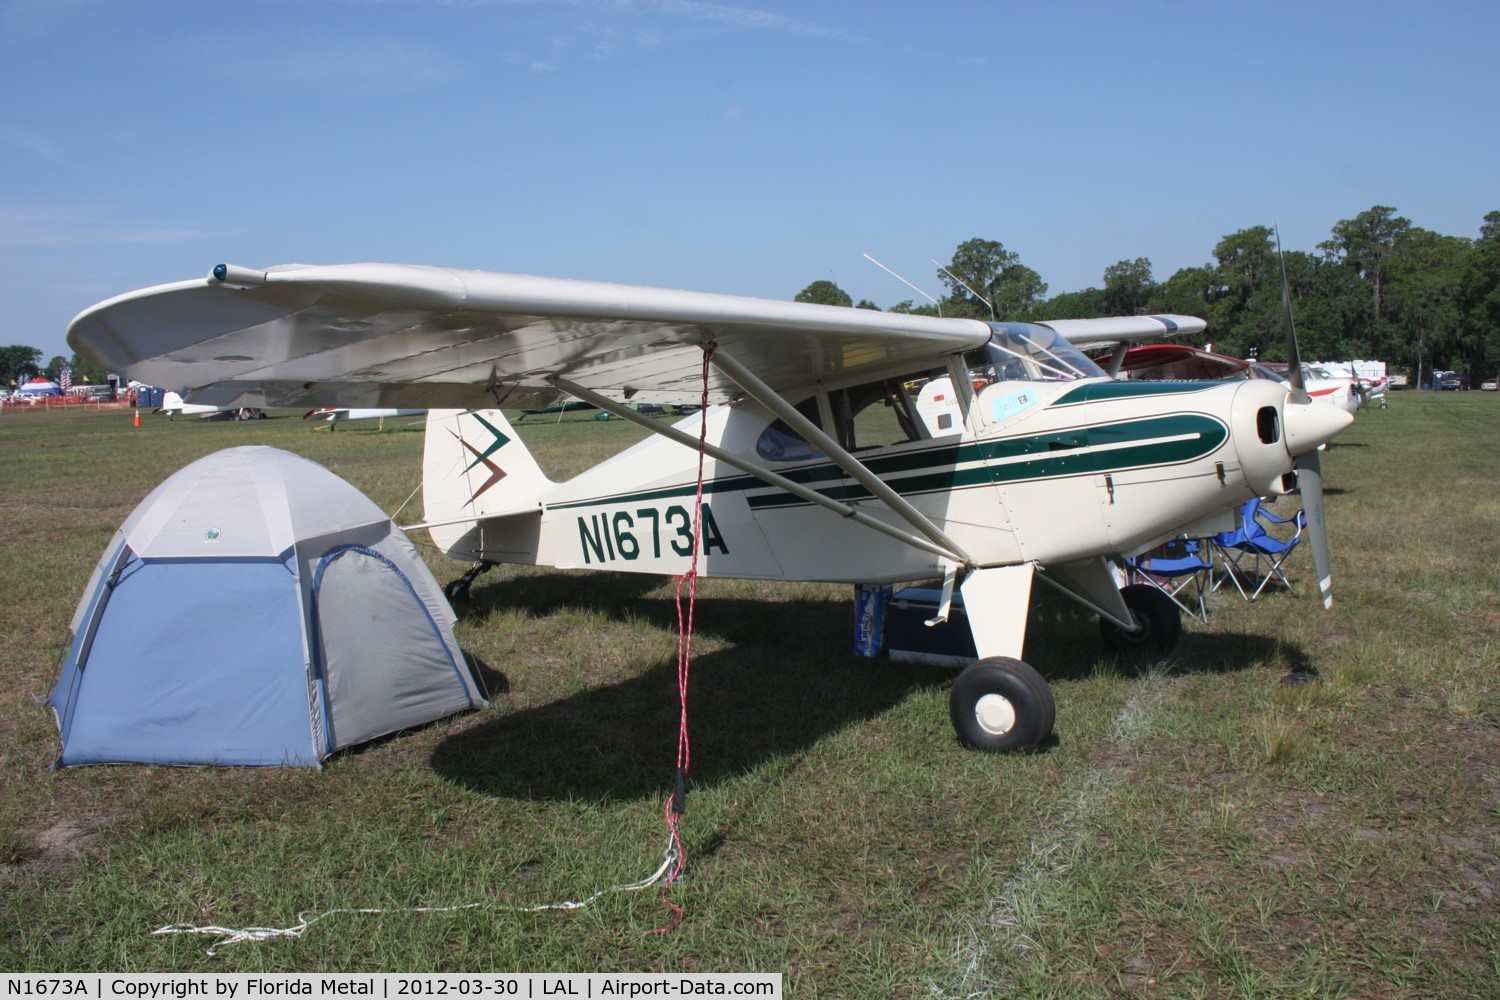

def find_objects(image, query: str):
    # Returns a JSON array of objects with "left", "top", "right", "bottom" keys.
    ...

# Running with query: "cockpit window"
[
  {"left": 756, "top": 324, "right": 1106, "bottom": 459},
  {"left": 982, "top": 323, "right": 1108, "bottom": 382},
  {"left": 755, "top": 377, "right": 930, "bottom": 462}
]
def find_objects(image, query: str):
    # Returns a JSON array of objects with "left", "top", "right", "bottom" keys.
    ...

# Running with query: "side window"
[
  {"left": 755, "top": 397, "right": 825, "bottom": 463},
  {"left": 756, "top": 368, "right": 964, "bottom": 460},
  {"left": 831, "top": 376, "right": 928, "bottom": 451}
]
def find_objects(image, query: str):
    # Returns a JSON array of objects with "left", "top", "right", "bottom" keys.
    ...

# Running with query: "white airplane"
[
  {"left": 1310, "top": 365, "right": 1386, "bottom": 410},
  {"left": 303, "top": 406, "right": 425, "bottom": 428},
  {"left": 67, "top": 262, "right": 1351, "bottom": 752},
  {"left": 155, "top": 390, "right": 264, "bottom": 421},
  {"left": 1259, "top": 364, "right": 1366, "bottom": 416}
]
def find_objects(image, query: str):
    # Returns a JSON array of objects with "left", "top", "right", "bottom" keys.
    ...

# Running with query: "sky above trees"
[{"left": 3, "top": 1, "right": 1496, "bottom": 367}]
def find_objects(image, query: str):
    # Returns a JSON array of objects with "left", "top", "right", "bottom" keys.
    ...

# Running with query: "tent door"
[{"left": 312, "top": 546, "right": 474, "bottom": 754}]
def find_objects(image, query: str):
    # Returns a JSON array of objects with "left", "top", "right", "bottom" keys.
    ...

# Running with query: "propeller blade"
[
  {"left": 1296, "top": 451, "right": 1334, "bottom": 609},
  {"left": 1275, "top": 227, "right": 1308, "bottom": 399},
  {"left": 1276, "top": 225, "right": 1334, "bottom": 609}
]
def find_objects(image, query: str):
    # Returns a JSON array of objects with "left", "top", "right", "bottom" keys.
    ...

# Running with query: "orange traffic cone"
[{"left": 133, "top": 408, "right": 140, "bottom": 428}]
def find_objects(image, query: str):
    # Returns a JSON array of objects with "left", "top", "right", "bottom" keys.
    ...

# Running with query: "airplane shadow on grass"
[
  {"left": 432, "top": 572, "right": 1303, "bottom": 803},
  {"left": 433, "top": 571, "right": 944, "bottom": 803}
]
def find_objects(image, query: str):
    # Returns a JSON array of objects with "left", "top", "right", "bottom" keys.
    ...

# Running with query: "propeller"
[
  {"left": 1346, "top": 359, "right": 1368, "bottom": 407},
  {"left": 1276, "top": 229, "right": 1334, "bottom": 609}
]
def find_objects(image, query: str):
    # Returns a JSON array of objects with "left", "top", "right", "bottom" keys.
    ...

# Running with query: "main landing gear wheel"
[
  {"left": 949, "top": 657, "right": 1056, "bottom": 753},
  {"left": 1099, "top": 583, "right": 1183, "bottom": 656}
]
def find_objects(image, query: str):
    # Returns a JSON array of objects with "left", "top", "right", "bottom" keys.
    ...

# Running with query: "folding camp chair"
[
  {"left": 1210, "top": 498, "right": 1305, "bottom": 601},
  {"left": 1123, "top": 536, "right": 1215, "bottom": 622}
]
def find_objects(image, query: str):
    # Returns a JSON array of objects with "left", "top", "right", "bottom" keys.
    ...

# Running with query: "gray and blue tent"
[{"left": 48, "top": 446, "right": 485, "bottom": 767}]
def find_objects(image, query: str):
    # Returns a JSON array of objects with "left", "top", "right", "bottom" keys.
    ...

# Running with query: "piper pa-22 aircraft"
[{"left": 68, "top": 262, "right": 1352, "bottom": 752}]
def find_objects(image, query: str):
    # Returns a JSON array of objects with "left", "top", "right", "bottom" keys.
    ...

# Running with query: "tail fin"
[{"left": 422, "top": 409, "right": 554, "bottom": 557}]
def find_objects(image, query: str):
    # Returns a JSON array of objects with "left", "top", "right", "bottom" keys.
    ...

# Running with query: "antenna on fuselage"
[
  {"left": 863, "top": 253, "right": 942, "bottom": 316},
  {"left": 932, "top": 260, "right": 996, "bottom": 321}
]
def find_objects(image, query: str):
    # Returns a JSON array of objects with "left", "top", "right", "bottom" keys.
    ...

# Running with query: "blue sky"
[{"left": 3, "top": 0, "right": 1496, "bottom": 364}]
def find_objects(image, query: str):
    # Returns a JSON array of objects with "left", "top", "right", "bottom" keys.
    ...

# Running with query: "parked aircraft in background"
[
  {"left": 68, "top": 263, "right": 1351, "bottom": 752},
  {"left": 1102, "top": 345, "right": 1374, "bottom": 415},
  {"left": 303, "top": 407, "right": 425, "bottom": 428},
  {"left": 155, "top": 390, "right": 265, "bottom": 421}
]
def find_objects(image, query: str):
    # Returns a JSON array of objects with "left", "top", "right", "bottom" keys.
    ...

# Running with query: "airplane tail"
[{"left": 421, "top": 409, "right": 555, "bottom": 559}]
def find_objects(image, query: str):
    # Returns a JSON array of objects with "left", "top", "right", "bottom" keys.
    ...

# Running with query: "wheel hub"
[{"left": 974, "top": 693, "right": 1017, "bottom": 735}]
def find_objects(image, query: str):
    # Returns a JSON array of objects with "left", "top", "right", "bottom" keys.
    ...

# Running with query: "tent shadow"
[{"left": 463, "top": 654, "right": 510, "bottom": 700}]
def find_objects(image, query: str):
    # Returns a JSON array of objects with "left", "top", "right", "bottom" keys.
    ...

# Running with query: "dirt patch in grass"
[
  {"left": 35, "top": 816, "right": 94, "bottom": 855},
  {"left": 1453, "top": 607, "right": 1500, "bottom": 641}
]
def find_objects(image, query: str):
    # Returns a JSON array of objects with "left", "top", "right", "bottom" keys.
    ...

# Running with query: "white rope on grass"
[
  {"left": 154, "top": 833, "right": 681, "bottom": 956},
  {"left": 934, "top": 673, "right": 1176, "bottom": 999}
]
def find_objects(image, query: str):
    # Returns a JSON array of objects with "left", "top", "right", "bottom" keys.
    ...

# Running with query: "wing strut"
[
  {"left": 707, "top": 348, "right": 976, "bottom": 568},
  {"left": 549, "top": 375, "right": 971, "bottom": 565}
]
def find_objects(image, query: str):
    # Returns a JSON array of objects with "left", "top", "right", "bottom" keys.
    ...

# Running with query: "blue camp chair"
[
  {"left": 1210, "top": 499, "right": 1305, "bottom": 601},
  {"left": 1124, "top": 536, "right": 1215, "bottom": 622}
]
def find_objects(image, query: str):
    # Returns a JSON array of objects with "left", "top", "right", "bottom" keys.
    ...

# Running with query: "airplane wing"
[
  {"left": 1043, "top": 314, "right": 1206, "bottom": 351},
  {"left": 68, "top": 263, "right": 994, "bottom": 410}
]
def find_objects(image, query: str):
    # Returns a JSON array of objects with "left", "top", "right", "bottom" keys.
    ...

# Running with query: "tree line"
[
  {"left": 797, "top": 205, "right": 1500, "bottom": 384},
  {"left": 0, "top": 346, "right": 110, "bottom": 390}
]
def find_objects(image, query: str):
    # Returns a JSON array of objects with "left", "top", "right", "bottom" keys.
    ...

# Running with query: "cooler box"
[{"left": 886, "top": 586, "right": 978, "bottom": 667}]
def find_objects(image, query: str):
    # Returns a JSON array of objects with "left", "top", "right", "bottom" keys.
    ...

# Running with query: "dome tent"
[{"left": 49, "top": 446, "right": 485, "bottom": 767}]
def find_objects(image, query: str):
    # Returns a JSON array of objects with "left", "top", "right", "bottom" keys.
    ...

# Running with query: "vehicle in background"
[{"left": 1481, "top": 378, "right": 1497, "bottom": 391}]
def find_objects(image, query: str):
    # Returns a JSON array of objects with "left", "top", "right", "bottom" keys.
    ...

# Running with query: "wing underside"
[{"left": 68, "top": 263, "right": 994, "bottom": 409}]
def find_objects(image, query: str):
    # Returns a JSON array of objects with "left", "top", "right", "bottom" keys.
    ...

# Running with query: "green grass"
[{"left": 1, "top": 396, "right": 1498, "bottom": 996}]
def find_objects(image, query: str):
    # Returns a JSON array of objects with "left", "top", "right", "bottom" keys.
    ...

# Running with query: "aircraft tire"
[
  {"left": 1100, "top": 584, "right": 1182, "bottom": 656},
  {"left": 949, "top": 657, "right": 1055, "bottom": 753}
]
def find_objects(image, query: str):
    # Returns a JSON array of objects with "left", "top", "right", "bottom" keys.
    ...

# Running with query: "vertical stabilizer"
[{"left": 422, "top": 410, "right": 554, "bottom": 558}]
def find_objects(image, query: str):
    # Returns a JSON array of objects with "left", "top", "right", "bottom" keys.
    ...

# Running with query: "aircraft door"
[{"left": 974, "top": 383, "right": 1108, "bottom": 566}]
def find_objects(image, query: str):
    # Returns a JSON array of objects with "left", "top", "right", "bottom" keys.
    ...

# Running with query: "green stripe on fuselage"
[
  {"left": 746, "top": 413, "right": 1227, "bottom": 508},
  {"left": 1052, "top": 380, "right": 1224, "bottom": 407}
]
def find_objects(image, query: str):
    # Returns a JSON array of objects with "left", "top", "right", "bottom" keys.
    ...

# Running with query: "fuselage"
[{"left": 429, "top": 370, "right": 1339, "bottom": 586}]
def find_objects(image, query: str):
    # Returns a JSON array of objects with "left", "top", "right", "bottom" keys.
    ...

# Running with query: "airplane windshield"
[{"left": 977, "top": 324, "right": 1108, "bottom": 383}]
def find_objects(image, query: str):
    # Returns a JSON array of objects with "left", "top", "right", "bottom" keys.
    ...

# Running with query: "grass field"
[{"left": 1, "top": 396, "right": 1497, "bottom": 996}]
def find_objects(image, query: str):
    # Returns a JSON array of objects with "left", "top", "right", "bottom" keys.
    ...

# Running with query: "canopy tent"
[
  {"left": 48, "top": 446, "right": 484, "bottom": 767},
  {"left": 15, "top": 378, "right": 61, "bottom": 396}
]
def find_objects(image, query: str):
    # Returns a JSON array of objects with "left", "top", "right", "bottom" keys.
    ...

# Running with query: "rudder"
[{"left": 422, "top": 409, "right": 554, "bottom": 558}]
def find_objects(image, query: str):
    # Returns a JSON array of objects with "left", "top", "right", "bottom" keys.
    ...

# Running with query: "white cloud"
[
  {"left": 2, "top": 127, "right": 71, "bottom": 167},
  {"left": 618, "top": 0, "right": 865, "bottom": 44},
  {"left": 0, "top": 205, "right": 216, "bottom": 249},
  {"left": 203, "top": 35, "right": 464, "bottom": 95}
]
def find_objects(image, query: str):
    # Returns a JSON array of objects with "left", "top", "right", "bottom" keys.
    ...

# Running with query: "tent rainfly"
[{"left": 48, "top": 446, "right": 485, "bottom": 767}]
